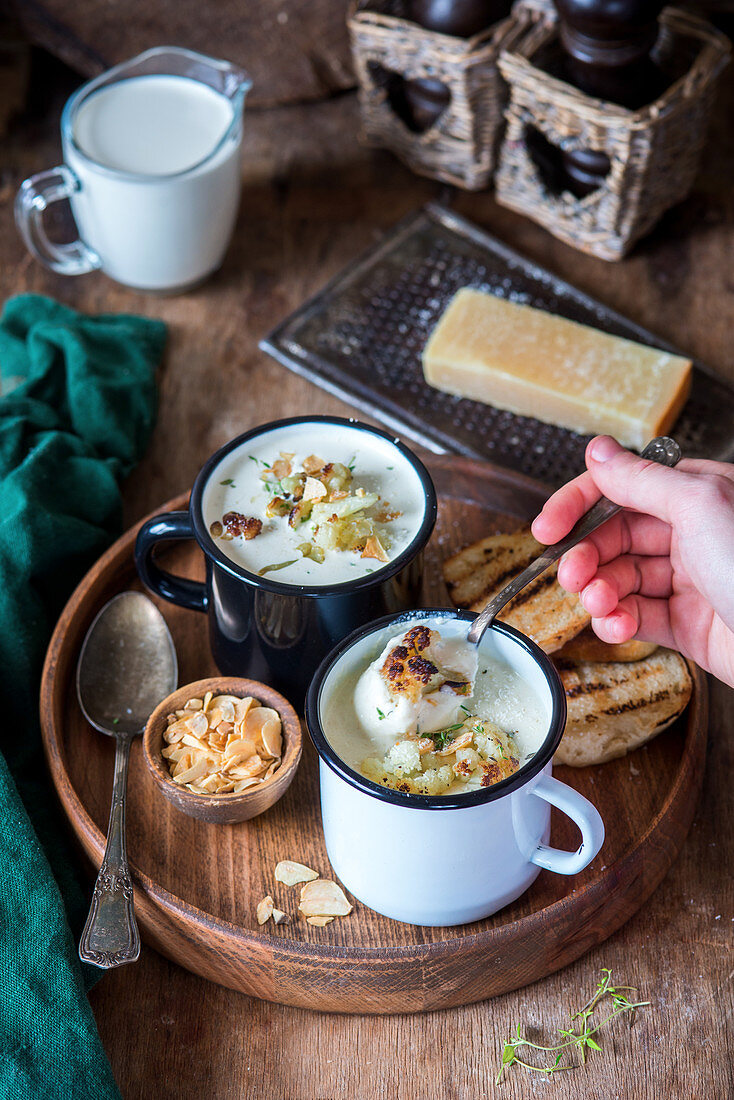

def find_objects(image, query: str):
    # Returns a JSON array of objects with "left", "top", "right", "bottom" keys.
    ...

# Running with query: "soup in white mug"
[{"left": 323, "top": 617, "right": 548, "bottom": 795}]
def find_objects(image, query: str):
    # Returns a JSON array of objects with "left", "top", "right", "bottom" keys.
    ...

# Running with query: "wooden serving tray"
[{"left": 40, "top": 457, "right": 707, "bottom": 1014}]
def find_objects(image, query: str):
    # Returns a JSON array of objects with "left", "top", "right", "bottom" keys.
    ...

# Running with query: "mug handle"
[
  {"left": 528, "top": 774, "right": 605, "bottom": 875},
  {"left": 134, "top": 511, "right": 208, "bottom": 613},
  {"left": 15, "top": 165, "right": 101, "bottom": 276}
]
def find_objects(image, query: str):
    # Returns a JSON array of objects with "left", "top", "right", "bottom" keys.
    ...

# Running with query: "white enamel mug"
[{"left": 305, "top": 609, "right": 605, "bottom": 926}]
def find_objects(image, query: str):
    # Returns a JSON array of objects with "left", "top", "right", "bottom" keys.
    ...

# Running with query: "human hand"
[{"left": 531, "top": 435, "right": 734, "bottom": 688}]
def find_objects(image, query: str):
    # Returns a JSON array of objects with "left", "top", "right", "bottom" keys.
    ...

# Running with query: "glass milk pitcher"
[{"left": 16, "top": 47, "right": 251, "bottom": 292}]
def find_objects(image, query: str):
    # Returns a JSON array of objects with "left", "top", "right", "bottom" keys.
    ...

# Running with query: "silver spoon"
[
  {"left": 467, "top": 436, "right": 682, "bottom": 647},
  {"left": 76, "top": 591, "right": 178, "bottom": 968}
]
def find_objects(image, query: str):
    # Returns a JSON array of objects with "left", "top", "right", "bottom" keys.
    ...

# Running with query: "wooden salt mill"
[
  {"left": 404, "top": 0, "right": 513, "bottom": 131},
  {"left": 552, "top": 0, "right": 667, "bottom": 195}
]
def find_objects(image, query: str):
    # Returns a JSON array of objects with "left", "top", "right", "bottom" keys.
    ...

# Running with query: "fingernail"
[{"left": 588, "top": 436, "right": 620, "bottom": 463}]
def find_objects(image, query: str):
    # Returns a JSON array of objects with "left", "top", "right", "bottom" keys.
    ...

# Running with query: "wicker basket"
[
  {"left": 494, "top": 7, "right": 730, "bottom": 260},
  {"left": 348, "top": 0, "right": 553, "bottom": 190}
]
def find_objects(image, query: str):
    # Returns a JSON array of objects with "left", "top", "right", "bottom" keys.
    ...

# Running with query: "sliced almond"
[
  {"left": 162, "top": 691, "right": 275, "bottom": 798},
  {"left": 187, "top": 711, "right": 209, "bottom": 737},
  {"left": 223, "top": 737, "right": 257, "bottom": 762},
  {"left": 260, "top": 716, "right": 282, "bottom": 759},
  {"left": 172, "top": 757, "right": 211, "bottom": 785},
  {"left": 435, "top": 730, "right": 474, "bottom": 757},
  {"left": 272, "top": 908, "right": 289, "bottom": 925},
  {"left": 233, "top": 778, "right": 261, "bottom": 793},
  {"left": 302, "top": 476, "right": 327, "bottom": 502},
  {"left": 361, "top": 535, "right": 389, "bottom": 562},
  {"left": 256, "top": 896, "right": 274, "bottom": 925},
  {"left": 234, "top": 697, "right": 255, "bottom": 724},
  {"left": 245, "top": 707, "right": 281, "bottom": 747},
  {"left": 306, "top": 916, "right": 334, "bottom": 927},
  {"left": 302, "top": 454, "right": 325, "bottom": 474},
  {"left": 271, "top": 457, "right": 292, "bottom": 478},
  {"left": 274, "top": 860, "right": 319, "bottom": 886},
  {"left": 298, "top": 879, "right": 352, "bottom": 917},
  {"left": 228, "top": 756, "right": 267, "bottom": 779}
]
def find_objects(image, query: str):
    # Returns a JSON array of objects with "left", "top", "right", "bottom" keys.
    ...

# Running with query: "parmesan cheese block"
[{"left": 422, "top": 288, "right": 692, "bottom": 450}]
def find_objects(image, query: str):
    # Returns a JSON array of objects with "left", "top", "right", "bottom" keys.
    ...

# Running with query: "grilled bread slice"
[
  {"left": 443, "top": 527, "right": 590, "bottom": 654},
  {"left": 555, "top": 628, "right": 658, "bottom": 664},
  {"left": 554, "top": 648, "right": 692, "bottom": 766}
]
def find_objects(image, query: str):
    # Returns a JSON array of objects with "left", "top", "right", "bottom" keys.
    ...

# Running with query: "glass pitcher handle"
[{"left": 15, "top": 165, "right": 101, "bottom": 276}]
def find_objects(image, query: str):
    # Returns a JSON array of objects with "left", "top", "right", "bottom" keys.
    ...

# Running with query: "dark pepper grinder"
[
  {"left": 404, "top": 0, "right": 513, "bottom": 132},
  {"left": 552, "top": 0, "right": 667, "bottom": 195}
]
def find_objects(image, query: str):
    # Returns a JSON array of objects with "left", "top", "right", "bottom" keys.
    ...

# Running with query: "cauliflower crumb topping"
[
  {"left": 210, "top": 450, "right": 402, "bottom": 567},
  {"left": 361, "top": 713, "right": 521, "bottom": 795}
]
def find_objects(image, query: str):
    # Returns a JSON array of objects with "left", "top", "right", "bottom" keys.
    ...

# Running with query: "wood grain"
[
  {"left": 3, "top": 52, "right": 733, "bottom": 1099},
  {"left": 15, "top": 0, "right": 354, "bottom": 109},
  {"left": 40, "top": 461, "right": 708, "bottom": 1013}
]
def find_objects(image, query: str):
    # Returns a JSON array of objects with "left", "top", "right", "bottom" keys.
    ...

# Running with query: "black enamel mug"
[{"left": 134, "top": 417, "right": 437, "bottom": 702}]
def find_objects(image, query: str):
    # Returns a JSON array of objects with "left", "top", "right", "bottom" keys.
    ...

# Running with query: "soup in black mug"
[{"left": 134, "top": 416, "right": 437, "bottom": 702}]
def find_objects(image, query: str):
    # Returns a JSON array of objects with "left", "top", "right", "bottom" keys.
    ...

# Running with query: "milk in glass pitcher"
[{"left": 16, "top": 47, "right": 251, "bottom": 292}]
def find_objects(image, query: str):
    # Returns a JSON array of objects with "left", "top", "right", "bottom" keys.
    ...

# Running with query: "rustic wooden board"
[
  {"left": 15, "top": 0, "right": 354, "bottom": 110},
  {"left": 40, "top": 456, "right": 707, "bottom": 1014}
]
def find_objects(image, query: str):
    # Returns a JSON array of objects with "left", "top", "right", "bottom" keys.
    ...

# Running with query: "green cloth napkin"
[{"left": 0, "top": 294, "right": 165, "bottom": 1099}]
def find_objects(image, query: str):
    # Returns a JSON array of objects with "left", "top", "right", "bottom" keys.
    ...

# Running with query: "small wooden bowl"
[{"left": 143, "top": 677, "right": 302, "bottom": 824}]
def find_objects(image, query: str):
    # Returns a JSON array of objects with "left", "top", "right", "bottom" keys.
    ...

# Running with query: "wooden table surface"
[{"left": 2, "top": 50, "right": 733, "bottom": 1100}]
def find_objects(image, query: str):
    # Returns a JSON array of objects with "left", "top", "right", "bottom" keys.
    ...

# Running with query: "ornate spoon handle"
[
  {"left": 78, "top": 736, "right": 141, "bottom": 968},
  {"left": 467, "top": 436, "right": 682, "bottom": 646}
]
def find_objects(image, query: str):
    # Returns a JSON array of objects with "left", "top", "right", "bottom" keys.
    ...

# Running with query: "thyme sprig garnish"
[
  {"left": 497, "top": 969, "right": 650, "bottom": 1083},
  {"left": 431, "top": 721, "right": 465, "bottom": 750}
]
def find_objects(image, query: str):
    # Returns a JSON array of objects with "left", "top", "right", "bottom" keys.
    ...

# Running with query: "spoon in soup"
[
  {"left": 467, "top": 436, "right": 682, "bottom": 648},
  {"left": 76, "top": 591, "right": 178, "bottom": 967}
]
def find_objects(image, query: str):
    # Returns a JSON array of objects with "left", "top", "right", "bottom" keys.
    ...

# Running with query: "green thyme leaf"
[
  {"left": 495, "top": 968, "right": 649, "bottom": 1083},
  {"left": 220, "top": 478, "right": 235, "bottom": 486}
]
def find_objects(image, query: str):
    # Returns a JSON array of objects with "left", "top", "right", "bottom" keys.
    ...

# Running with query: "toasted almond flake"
[
  {"left": 245, "top": 706, "right": 281, "bottom": 743},
  {"left": 302, "top": 454, "right": 325, "bottom": 474},
  {"left": 173, "top": 757, "right": 211, "bottom": 785},
  {"left": 183, "top": 697, "right": 203, "bottom": 711},
  {"left": 233, "top": 778, "right": 261, "bottom": 792},
  {"left": 361, "top": 535, "right": 389, "bottom": 562},
  {"left": 180, "top": 732, "right": 208, "bottom": 751},
  {"left": 274, "top": 860, "right": 319, "bottom": 886},
  {"left": 260, "top": 717, "right": 282, "bottom": 759},
  {"left": 187, "top": 711, "right": 209, "bottom": 737},
  {"left": 306, "top": 916, "right": 334, "bottom": 927},
  {"left": 228, "top": 756, "right": 267, "bottom": 779},
  {"left": 256, "top": 896, "right": 274, "bottom": 925},
  {"left": 416, "top": 738, "right": 435, "bottom": 755},
  {"left": 298, "top": 879, "right": 352, "bottom": 917},
  {"left": 235, "top": 697, "right": 255, "bottom": 724},
  {"left": 223, "top": 737, "right": 257, "bottom": 762},
  {"left": 435, "top": 730, "right": 474, "bottom": 757},
  {"left": 272, "top": 908, "right": 289, "bottom": 924},
  {"left": 271, "top": 457, "right": 292, "bottom": 478},
  {"left": 263, "top": 760, "right": 280, "bottom": 781},
  {"left": 162, "top": 691, "right": 278, "bottom": 798},
  {"left": 303, "top": 476, "right": 327, "bottom": 502},
  {"left": 165, "top": 721, "right": 188, "bottom": 744}
]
